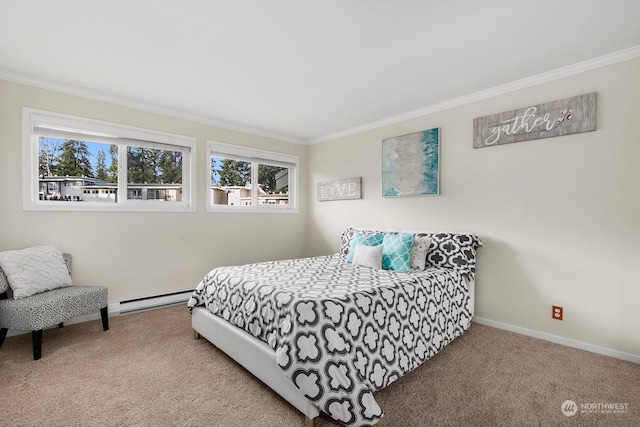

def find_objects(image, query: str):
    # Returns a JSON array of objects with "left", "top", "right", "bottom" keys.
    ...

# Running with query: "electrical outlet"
[{"left": 552, "top": 305, "right": 563, "bottom": 320}]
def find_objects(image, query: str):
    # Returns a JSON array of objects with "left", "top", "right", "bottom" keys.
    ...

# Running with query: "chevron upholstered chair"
[{"left": 0, "top": 251, "right": 109, "bottom": 360}]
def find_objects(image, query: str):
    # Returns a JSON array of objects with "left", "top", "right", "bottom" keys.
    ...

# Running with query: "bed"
[{"left": 188, "top": 229, "right": 482, "bottom": 426}]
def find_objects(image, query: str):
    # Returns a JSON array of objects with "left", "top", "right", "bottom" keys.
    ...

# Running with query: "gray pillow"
[{"left": 410, "top": 235, "right": 431, "bottom": 271}]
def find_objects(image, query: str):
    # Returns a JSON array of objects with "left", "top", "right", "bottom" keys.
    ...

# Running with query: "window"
[
  {"left": 208, "top": 141, "right": 298, "bottom": 213},
  {"left": 23, "top": 108, "right": 196, "bottom": 212}
]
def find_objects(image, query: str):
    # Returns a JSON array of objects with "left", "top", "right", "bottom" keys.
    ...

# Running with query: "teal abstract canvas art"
[{"left": 382, "top": 128, "right": 440, "bottom": 197}]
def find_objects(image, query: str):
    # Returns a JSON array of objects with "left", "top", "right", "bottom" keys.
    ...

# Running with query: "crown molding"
[
  {"left": 2, "top": 45, "right": 639, "bottom": 146},
  {"left": 0, "top": 69, "right": 305, "bottom": 145},
  {"left": 308, "top": 45, "right": 640, "bottom": 144}
]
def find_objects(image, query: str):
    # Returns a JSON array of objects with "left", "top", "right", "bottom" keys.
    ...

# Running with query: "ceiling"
[{"left": 1, "top": 1, "right": 639, "bottom": 144}]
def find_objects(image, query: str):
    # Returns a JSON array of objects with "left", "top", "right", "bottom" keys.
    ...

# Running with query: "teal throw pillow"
[{"left": 382, "top": 233, "right": 415, "bottom": 272}]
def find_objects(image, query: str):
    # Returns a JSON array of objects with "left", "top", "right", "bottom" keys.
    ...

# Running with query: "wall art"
[
  {"left": 382, "top": 128, "right": 439, "bottom": 197},
  {"left": 317, "top": 177, "right": 362, "bottom": 201},
  {"left": 473, "top": 92, "right": 596, "bottom": 148}
]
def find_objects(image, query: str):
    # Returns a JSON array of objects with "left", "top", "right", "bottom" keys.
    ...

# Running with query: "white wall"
[
  {"left": 2, "top": 57, "right": 638, "bottom": 360},
  {"left": 306, "top": 57, "right": 640, "bottom": 358},
  {"left": 0, "top": 80, "right": 308, "bottom": 302}
]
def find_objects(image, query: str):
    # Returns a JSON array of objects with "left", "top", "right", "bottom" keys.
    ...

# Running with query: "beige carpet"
[{"left": 1, "top": 304, "right": 638, "bottom": 427}]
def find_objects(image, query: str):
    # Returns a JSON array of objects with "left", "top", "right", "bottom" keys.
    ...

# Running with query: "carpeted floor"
[{"left": 1, "top": 304, "right": 638, "bottom": 426}]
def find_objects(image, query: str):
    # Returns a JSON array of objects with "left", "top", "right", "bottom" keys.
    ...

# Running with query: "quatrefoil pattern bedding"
[{"left": 188, "top": 238, "right": 480, "bottom": 426}]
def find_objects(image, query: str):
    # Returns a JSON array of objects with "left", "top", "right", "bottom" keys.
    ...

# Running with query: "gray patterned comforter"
[{"left": 188, "top": 254, "right": 472, "bottom": 426}]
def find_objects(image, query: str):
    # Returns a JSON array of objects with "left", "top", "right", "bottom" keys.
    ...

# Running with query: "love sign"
[{"left": 317, "top": 177, "right": 362, "bottom": 201}]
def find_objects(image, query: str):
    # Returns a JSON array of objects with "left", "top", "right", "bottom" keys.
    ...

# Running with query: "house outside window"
[
  {"left": 23, "top": 108, "right": 196, "bottom": 212},
  {"left": 208, "top": 141, "right": 298, "bottom": 213}
]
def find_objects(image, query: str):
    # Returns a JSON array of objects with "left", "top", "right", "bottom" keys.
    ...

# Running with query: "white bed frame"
[{"left": 192, "top": 277, "right": 475, "bottom": 427}]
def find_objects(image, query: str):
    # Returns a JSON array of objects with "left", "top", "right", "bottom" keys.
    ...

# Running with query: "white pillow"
[
  {"left": 410, "top": 235, "right": 432, "bottom": 271},
  {"left": 0, "top": 244, "right": 72, "bottom": 299},
  {"left": 352, "top": 243, "right": 383, "bottom": 270}
]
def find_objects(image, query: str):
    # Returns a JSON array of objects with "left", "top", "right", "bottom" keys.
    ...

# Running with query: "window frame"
[
  {"left": 22, "top": 108, "right": 196, "bottom": 212},
  {"left": 207, "top": 140, "right": 299, "bottom": 213}
]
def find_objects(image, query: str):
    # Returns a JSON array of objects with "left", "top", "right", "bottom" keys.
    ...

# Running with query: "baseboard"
[
  {"left": 473, "top": 316, "right": 640, "bottom": 365},
  {"left": 5, "top": 291, "right": 192, "bottom": 338}
]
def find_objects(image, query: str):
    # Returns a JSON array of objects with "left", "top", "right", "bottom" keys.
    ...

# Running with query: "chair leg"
[
  {"left": 100, "top": 307, "right": 109, "bottom": 331},
  {"left": 0, "top": 328, "right": 7, "bottom": 347},
  {"left": 32, "top": 329, "right": 43, "bottom": 360}
]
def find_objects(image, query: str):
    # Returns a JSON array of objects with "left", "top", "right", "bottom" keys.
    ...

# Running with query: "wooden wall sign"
[
  {"left": 473, "top": 92, "right": 596, "bottom": 148},
  {"left": 317, "top": 177, "right": 362, "bottom": 201}
]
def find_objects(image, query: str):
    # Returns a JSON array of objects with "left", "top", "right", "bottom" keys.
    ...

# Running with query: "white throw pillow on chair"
[{"left": 0, "top": 244, "right": 72, "bottom": 299}]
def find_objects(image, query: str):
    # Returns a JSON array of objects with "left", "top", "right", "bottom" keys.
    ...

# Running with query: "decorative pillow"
[
  {"left": 340, "top": 228, "right": 356, "bottom": 255},
  {"left": 340, "top": 229, "right": 482, "bottom": 278},
  {"left": 351, "top": 243, "right": 383, "bottom": 269},
  {"left": 346, "top": 231, "right": 385, "bottom": 263},
  {"left": 341, "top": 228, "right": 384, "bottom": 256},
  {"left": 419, "top": 233, "right": 483, "bottom": 281},
  {"left": 382, "top": 233, "right": 415, "bottom": 273},
  {"left": 410, "top": 235, "right": 431, "bottom": 271},
  {"left": 0, "top": 244, "right": 72, "bottom": 299}
]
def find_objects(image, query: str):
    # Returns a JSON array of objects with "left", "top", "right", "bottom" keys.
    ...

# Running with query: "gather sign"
[{"left": 473, "top": 92, "right": 596, "bottom": 148}]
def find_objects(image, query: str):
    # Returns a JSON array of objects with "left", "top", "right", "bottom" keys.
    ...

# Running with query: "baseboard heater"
[{"left": 117, "top": 290, "right": 192, "bottom": 315}]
